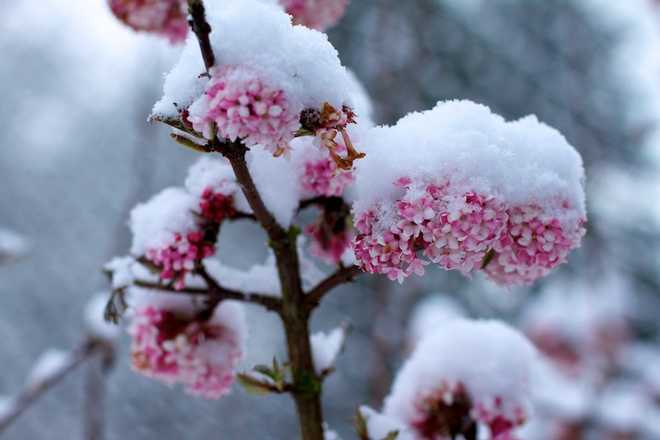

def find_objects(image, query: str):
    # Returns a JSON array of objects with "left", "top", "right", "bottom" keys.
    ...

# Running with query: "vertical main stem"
[{"left": 224, "top": 147, "right": 324, "bottom": 440}]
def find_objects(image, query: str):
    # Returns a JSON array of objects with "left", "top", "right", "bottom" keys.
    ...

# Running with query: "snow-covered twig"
[{"left": 0, "top": 340, "right": 112, "bottom": 434}]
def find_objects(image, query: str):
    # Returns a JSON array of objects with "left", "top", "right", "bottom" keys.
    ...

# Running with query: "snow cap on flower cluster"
[
  {"left": 383, "top": 319, "right": 537, "bottom": 439},
  {"left": 128, "top": 300, "right": 247, "bottom": 399},
  {"left": 108, "top": 0, "right": 188, "bottom": 43},
  {"left": 407, "top": 295, "right": 466, "bottom": 348},
  {"left": 352, "top": 100, "right": 586, "bottom": 285},
  {"left": 311, "top": 326, "right": 348, "bottom": 375},
  {"left": 153, "top": 0, "right": 356, "bottom": 153},
  {"left": 279, "top": 0, "right": 350, "bottom": 31}
]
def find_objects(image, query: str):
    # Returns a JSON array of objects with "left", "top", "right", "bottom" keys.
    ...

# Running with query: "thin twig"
[
  {"left": 133, "top": 278, "right": 282, "bottom": 313},
  {"left": 0, "top": 340, "right": 106, "bottom": 434},
  {"left": 187, "top": 0, "right": 216, "bottom": 72},
  {"left": 305, "top": 265, "right": 362, "bottom": 312}
]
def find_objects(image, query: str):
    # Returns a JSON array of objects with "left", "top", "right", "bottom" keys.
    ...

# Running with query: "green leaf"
[{"left": 236, "top": 374, "right": 273, "bottom": 396}]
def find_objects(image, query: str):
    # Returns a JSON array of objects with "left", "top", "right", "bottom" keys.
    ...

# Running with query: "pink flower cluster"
[
  {"left": 145, "top": 231, "right": 215, "bottom": 290},
  {"left": 306, "top": 222, "right": 351, "bottom": 264},
  {"left": 411, "top": 382, "right": 525, "bottom": 440},
  {"left": 199, "top": 187, "right": 236, "bottom": 223},
  {"left": 108, "top": 0, "right": 188, "bottom": 43},
  {"left": 189, "top": 66, "right": 301, "bottom": 155},
  {"left": 484, "top": 205, "right": 586, "bottom": 285},
  {"left": 129, "top": 307, "right": 242, "bottom": 399},
  {"left": 353, "top": 177, "right": 585, "bottom": 285},
  {"left": 280, "top": 0, "right": 350, "bottom": 31},
  {"left": 301, "top": 156, "right": 354, "bottom": 197}
]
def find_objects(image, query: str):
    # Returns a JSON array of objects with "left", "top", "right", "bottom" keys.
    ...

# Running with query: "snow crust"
[
  {"left": 384, "top": 319, "right": 537, "bottom": 426},
  {"left": 152, "top": 0, "right": 354, "bottom": 119},
  {"left": 353, "top": 100, "right": 586, "bottom": 227}
]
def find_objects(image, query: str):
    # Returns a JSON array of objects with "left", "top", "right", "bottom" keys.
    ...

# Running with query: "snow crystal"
[
  {"left": 383, "top": 319, "right": 537, "bottom": 438},
  {"left": 311, "top": 326, "right": 347, "bottom": 375},
  {"left": 129, "top": 187, "right": 198, "bottom": 256},
  {"left": 27, "top": 349, "right": 72, "bottom": 385},
  {"left": 85, "top": 293, "right": 121, "bottom": 341},
  {"left": 407, "top": 295, "right": 466, "bottom": 347},
  {"left": 152, "top": 0, "right": 354, "bottom": 120},
  {"left": 353, "top": 100, "right": 586, "bottom": 221}
]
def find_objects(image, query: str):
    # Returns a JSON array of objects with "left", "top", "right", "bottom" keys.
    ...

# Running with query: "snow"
[
  {"left": 129, "top": 187, "right": 198, "bottom": 256},
  {"left": 0, "top": 228, "right": 29, "bottom": 260},
  {"left": 531, "top": 359, "right": 593, "bottom": 420},
  {"left": 152, "top": 0, "right": 354, "bottom": 119},
  {"left": 247, "top": 149, "right": 301, "bottom": 227},
  {"left": 311, "top": 326, "right": 347, "bottom": 374},
  {"left": 85, "top": 293, "right": 121, "bottom": 341},
  {"left": 104, "top": 256, "right": 138, "bottom": 289},
  {"left": 596, "top": 381, "right": 652, "bottom": 433},
  {"left": 407, "top": 295, "right": 466, "bottom": 346},
  {"left": 359, "top": 406, "right": 414, "bottom": 440},
  {"left": 353, "top": 100, "right": 586, "bottom": 226},
  {"left": 383, "top": 319, "right": 537, "bottom": 427},
  {"left": 203, "top": 236, "right": 324, "bottom": 297},
  {"left": 0, "top": 395, "right": 14, "bottom": 420},
  {"left": 521, "top": 276, "right": 630, "bottom": 348},
  {"left": 26, "top": 349, "right": 72, "bottom": 386}
]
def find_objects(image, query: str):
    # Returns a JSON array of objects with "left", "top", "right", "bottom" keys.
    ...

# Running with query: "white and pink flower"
[
  {"left": 188, "top": 65, "right": 302, "bottom": 155},
  {"left": 129, "top": 302, "right": 246, "bottom": 399},
  {"left": 108, "top": 0, "right": 188, "bottom": 43}
]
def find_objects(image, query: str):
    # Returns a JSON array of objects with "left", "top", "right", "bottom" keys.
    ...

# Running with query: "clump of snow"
[
  {"left": 311, "top": 326, "right": 348, "bottom": 375},
  {"left": 247, "top": 149, "right": 302, "bottom": 227},
  {"left": 0, "top": 228, "right": 29, "bottom": 260},
  {"left": 184, "top": 156, "right": 239, "bottom": 200},
  {"left": 152, "top": 0, "right": 354, "bottom": 120},
  {"left": 129, "top": 187, "right": 198, "bottom": 257},
  {"left": 0, "top": 395, "right": 14, "bottom": 419},
  {"left": 407, "top": 295, "right": 466, "bottom": 347},
  {"left": 359, "top": 406, "right": 414, "bottom": 440},
  {"left": 596, "top": 381, "right": 653, "bottom": 434},
  {"left": 104, "top": 256, "right": 138, "bottom": 289},
  {"left": 531, "top": 359, "right": 594, "bottom": 421},
  {"left": 27, "top": 349, "right": 72, "bottom": 385},
  {"left": 353, "top": 100, "right": 585, "bottom": 223},
  {"left": 383, "top": 319, "right": 537, "bottom": 439},
  {"left": 85, "top": 293, "right": 121, "bottom": 341}
]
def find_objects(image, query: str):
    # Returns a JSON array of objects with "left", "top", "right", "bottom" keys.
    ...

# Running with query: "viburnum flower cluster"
[
  {"left": 108, "top": 0, "right": 188, "bottom": 43},
  {"left": 362, "top": 320, "right": 537, "bottom": 440},
  {"left": 280, "top": 0, "right": 350, "bottom": 31},
  {"left": 130, "top": 158, "right": 240, "bottom": 290},
  {"left": 352, "top": 100, "right": 587, "bottom": 285},
  {"left": 129, "top": 300, "right": 246, "bottom": 399},
  {"left": 107, "top": 0, "right": 349, "bottom": 44},
  {"left": 152, "top": 0, "right": 363, "bottom": 164}
]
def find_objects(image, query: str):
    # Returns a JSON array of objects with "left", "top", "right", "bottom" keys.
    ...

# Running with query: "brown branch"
[
  {"left": 133, "top": 277, "right": 282, "bottom": 314},
  {"left": 187, "top": 0, "right": 216, "bottom": 72},
  {"left": 0, "top": 340, "right": 108, "bottom": 434},
  {"left": 305, "top": 265, "right": 363, "bottom": 312}
]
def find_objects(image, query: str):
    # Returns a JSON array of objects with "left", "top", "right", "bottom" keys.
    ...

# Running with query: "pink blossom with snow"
[
  {"left": 198, "top": 187, "right": 236, "bottom": 224},
  {"left": 301, "top": 156, "right": 354, "bottom": 197},
  {"left": 306, "top": 222, "right": 351, "bottom": 265},
  {"left": 383, "top": 320, "right": 536, "bottom": 440},
  {"left": 188, "top": 65, "right": 302, "bottom": 156},
  {"left": 353, "top": 178, "right": 507, "bottom": 283},
  {"left": 484, "top": 204, "right": 586, "bottom": 286},
  {"left": 129, "top": 302, "right": 246, "bottom": 399},
  {"left": 108, "top": 0, "right": 188, "bottom": 43},
  {"left": 280, "top": 0, "right": 350, "bottom": 31}
]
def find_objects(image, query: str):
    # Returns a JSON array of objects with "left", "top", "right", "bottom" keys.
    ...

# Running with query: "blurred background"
[{"left": 1, "top": 0, "right": 660, "bottom": 438}]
